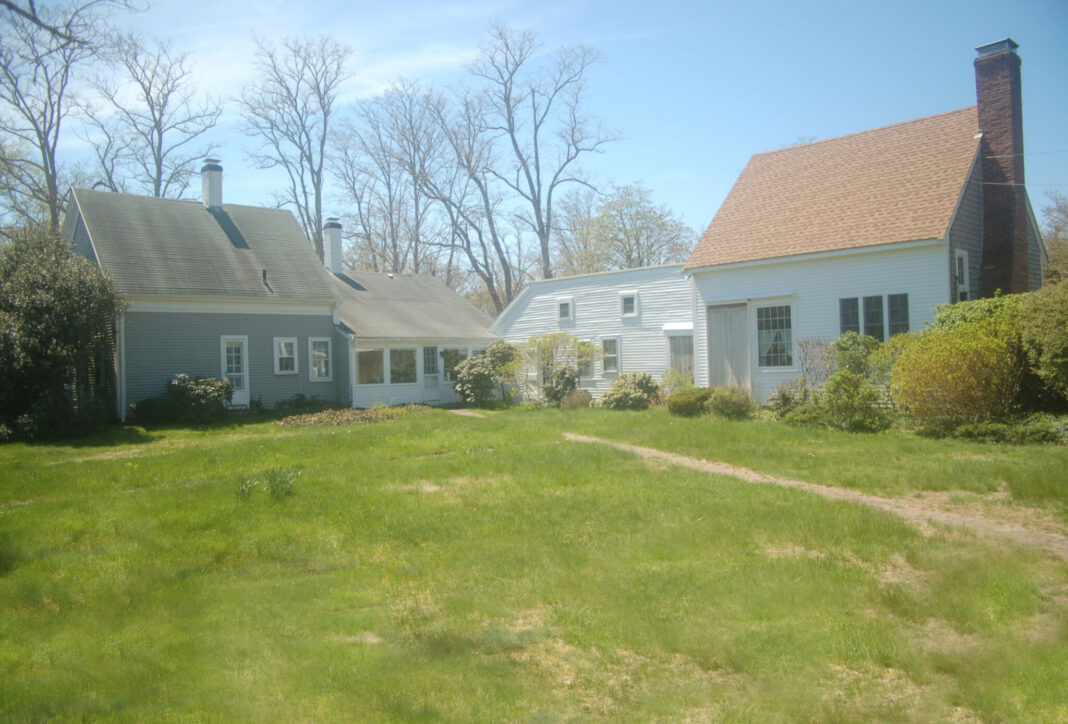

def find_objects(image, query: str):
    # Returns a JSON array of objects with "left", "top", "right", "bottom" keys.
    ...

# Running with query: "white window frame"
[
  {"left": 557, "top": 296, "right": 574, "bottom": 323},
  {"left": 755, "top": 304, "right": 793, "bottom": 368},
  {"left": 602, "top": 337, "right": 620, "bottom": 375},
  {"left": 273, "top": 336, "right": 298, "bottom": 375},
  {"left": 954, "top": 250, "right": 970, "bottom": 302},
  {"left": 308, "top": 337, "right": 332, "bottom": 382},
  {"left": 620, "top": 291, "right": 639, "bottom": 318}
]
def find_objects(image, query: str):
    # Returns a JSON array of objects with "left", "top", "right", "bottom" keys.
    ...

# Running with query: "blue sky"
[{"left": 107, "top": 0, "right": 1068, "bottom": 232}]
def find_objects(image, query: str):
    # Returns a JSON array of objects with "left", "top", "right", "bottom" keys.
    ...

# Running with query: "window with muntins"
[
  {"left": 602, "top": 338, "right": 619, "bottom": 373},
  {"left": 273, "top": 337, "right": 297, "bottom": 375},
  {"left": 390, "top": 348, "right": 416, "bottom": 383},
  {"left": 757, "top": 305, "right": 792, "bottom": 367},
  {"left": 357, "top": 349, "right": 383, "bottom": 384},
  {"left": 954, "top": 251, "right": 970, "bottom": 302},
  {"left": 863, "top": 296, "right": 884, "bottom": 342},
  {"left": 620, "top": 293, "right": 637, "bottom": 317},
  {"left": 309, "top": 338, "right": 332, "bottom": 381},
  {"left": 839, "top": 298, "right": 860, "bottom": 335},
  {"left": 888, "top": 294, "right": 910, "bottom": 336}
]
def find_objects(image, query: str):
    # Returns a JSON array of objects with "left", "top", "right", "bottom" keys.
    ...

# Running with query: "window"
[
  {"left": 839, "top": 298, "right": 860, "bottom": 335},
  {"left": 620, "top": 292, "right": 638, "bottom": 317},
  {"left": 602, "top": 338, "right": 619, "bottom": 373},
  {"left": 273, "top": 337, "right": 297, "bottom": 375},
  {"left": 357, "top": 349, "right": 384, "bottom": 384},
  {"left": 954, "top": 250, "right": 970, "bottom": 302},
  {"left": 757, "top": 305, "right": 792, "bottom": 367},
  {"left": 557, "top": 297, "right": 573, "bottom": 322},
  {"left": 888, "top": 294, "right": 910, "bottom": 336},
  {"left": 309, "top": 337, "right": 332, "bottom": 381},
  {"left": 390, "top": 348, "right": 417, "bottom": 383},
  {"left": 443, "top": 348, "right": 468, "bottom": 381},
  {"left": 668, "top": 335, "right": 694, "bottom": 380},
  {"left": 863, "top": 296, "right": 884, "bottom": 342},
  {"left": 423, "top": 346, "right": 438, "bottom": 376}
]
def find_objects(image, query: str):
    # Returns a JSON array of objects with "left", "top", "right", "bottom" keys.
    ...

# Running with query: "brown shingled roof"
[{"left": 684, "top": 107, "right": 981, "bottom": 270}]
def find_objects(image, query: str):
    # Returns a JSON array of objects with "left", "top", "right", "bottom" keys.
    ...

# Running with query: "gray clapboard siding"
[
  {"left": 947, "top": 159, "right": 984, "bottom": 301},
  {"left": 123, "top": 310, "right": 346, "bottom": 408}
]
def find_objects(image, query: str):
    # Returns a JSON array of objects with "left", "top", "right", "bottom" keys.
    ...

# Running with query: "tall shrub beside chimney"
[{"left": 974, "top": 39, "right": 1030, "bottom": 295}]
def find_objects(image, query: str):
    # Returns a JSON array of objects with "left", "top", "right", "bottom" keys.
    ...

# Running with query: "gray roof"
[
  {"left": 69, "top": 187, "right": 338, "bottom": 302},
  {"left": 334, "top": 270, "right": 496, "bottom": 341}
]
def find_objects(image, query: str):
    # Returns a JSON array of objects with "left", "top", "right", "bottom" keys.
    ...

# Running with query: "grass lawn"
[{"left": 1, "top": 408, "right": 1066, "bottom": 721}]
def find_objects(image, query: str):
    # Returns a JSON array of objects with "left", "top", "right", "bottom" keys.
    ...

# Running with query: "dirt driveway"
[{"left": 564, "top": 433, "right": 1068, "bottom": 563}]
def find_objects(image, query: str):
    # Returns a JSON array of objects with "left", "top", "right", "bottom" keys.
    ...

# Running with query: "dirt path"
[
  {"left": 563, "top": 433, "right": 1068, "bottom": 563},
  {"left": 449, "top": 409, "right": 487, "bottom": 418}
]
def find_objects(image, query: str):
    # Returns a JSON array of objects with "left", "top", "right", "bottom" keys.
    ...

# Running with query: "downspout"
[
  {"left": 348, "top": 337, "right": 356, "bottom": 408},
  {"left": 117, "top": 311, "right": 127, "bottom": 422}
]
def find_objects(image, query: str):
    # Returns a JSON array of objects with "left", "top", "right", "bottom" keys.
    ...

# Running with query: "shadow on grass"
[{"left": 22, "top": 412, "right": 283, "bottom": 449}]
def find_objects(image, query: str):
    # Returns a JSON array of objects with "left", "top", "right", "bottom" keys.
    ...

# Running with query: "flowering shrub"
[
  {"left": 599, "top": 372, "right": 659, "bottom": 410},
  {"left": 131, "top": 374, "right": 232, "bottom": 424}
]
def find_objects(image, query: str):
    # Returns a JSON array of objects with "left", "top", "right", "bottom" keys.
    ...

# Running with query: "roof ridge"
[{"left": 752, "top": 105, "right": 978, "bottom": 159}]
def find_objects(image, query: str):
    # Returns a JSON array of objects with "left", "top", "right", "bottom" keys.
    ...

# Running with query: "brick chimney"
[
  {"left": 323, "top": 218, "right": 343, "bottom": 274},
  {"left": 974, "top": 39, "right": 1029, "bottom": 294},
  {"left": 201, "top": 158, "right": 222, "bottom": 209}
]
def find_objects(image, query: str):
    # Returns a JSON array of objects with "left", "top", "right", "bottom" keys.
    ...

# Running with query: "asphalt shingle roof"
[
  {"left": 334, "top": 271, "right": 496, "bottom": 341},
  {"left": 70, "top": 188, "right": 339, "bottom": 302},
  {"left": 684, "top": 107, "right": 981, "bottom": 270}
]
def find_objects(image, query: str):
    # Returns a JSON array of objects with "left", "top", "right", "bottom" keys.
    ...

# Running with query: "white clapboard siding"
[
  {"left": 491, "top": 266, "right": 694, "bottom": 398},
  {"left": 691, "top": 241, "right": 951, "bottom": 402}
]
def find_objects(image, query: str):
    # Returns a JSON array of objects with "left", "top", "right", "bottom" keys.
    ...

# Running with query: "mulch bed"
[{"left": 278, "top": 404, "right": 430, "bottom": 427}]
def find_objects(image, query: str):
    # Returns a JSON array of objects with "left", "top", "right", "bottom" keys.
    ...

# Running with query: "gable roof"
[
  {"left": 334, "top": 270, "right": 496, "bottom": 341},
  {"left": 69, "top": 187, "right": 338, "bottom": 302},
  {"left": 685, "top": 107, "right": 981, "bottom": 270}
]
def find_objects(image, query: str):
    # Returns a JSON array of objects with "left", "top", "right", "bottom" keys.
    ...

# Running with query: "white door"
[
  {"left": 423, "top": 346, "right": 440, "bottom": 402},
  {"left": 707, "top": 304, "right": 750, "bottom": 389},
  {"left": 221, "top": 336, "right": 249, "bottom": 406}
]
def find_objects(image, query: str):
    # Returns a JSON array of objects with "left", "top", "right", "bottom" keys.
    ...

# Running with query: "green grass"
[{"left": 1, "top": 408, "right": 1066, "bottom": 721}]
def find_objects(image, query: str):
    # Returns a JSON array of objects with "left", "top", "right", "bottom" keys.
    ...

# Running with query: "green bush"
[
  {"left": 706, "top": 386, "right": 758, "bottom": 420},
  {"left": 891, "top": 317, "right": 1021, "bottom": 432},
  {"left": 822, "top": 370, "right": 893, "bottom": 433},
  {"left": 559, "top": 388, "right": 592, "bottom": 410},
  {"left": 952, "top": 418, "right": 1062, "bottom": 445},
  {"left": 660, "top": 367, "right": 695, "bottom": 398},
  {"left": 782, "top": 402, "right": 827, "bottom": 428},
  {"left": 666, "top": 387, "right": 713, "bottom": 417},
  {"left": 543, "top": 366, "right": 579, "bottom": 407},
  {"left": 453, "top": 354, "right": 497, "bottom": 406},
  {"left": 600, "top": 371, "right": 659, "bottom": 411},
  {"left": 1020, "top": 281, "right": 1068, "bottom": 402},
  {"left": 131, "top": 374, "right": 232, "bottom": 425},
  {"left": 830, "top": 331, "right": 882, "bottom": 375},
  {"left": 768, "top": 380, "right": 819, "bottom": 419}
]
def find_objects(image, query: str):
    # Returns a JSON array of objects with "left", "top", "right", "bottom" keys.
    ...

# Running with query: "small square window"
[
  {"left": 309, "top": 337, "right": 332, "bottom": 381},
  {"left": 273, "top": 337, "right": 297, "bottom": 375},
  {"left": 620, "top": 292, "right": 638, "bottom": 317},
  {"left": 557, "top": 297, "right": 573, "bottom": 322}
]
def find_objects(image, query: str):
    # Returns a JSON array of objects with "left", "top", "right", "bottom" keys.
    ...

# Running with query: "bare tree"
[
  {"left": 239, "top": 35, "right": 351, "bottom": 261},
  {"left": 471, "top": 24, "right": 616, "bottom": 279},
  {"left": 0, "top": 0, "right": 109, "bottom": 229},
  {"left": 552, "top": 186, "right": 601, "bottom": 276},
  {"left": 0, "top": 0, "right": 123, "bottom": 46},
  {"left": 82, "top": 34, "right": 221, "bottom": 198},
  {"left": 421, "top": 91, "right": 524, "bottom": 314},
  {"left": 592, "top": 183, "right": 694, "bottom": 269}
]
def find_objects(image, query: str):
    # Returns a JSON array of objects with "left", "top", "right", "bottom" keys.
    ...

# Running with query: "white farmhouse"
[{"left": 491, "top": 265, "right": 694, "bottom": 398}]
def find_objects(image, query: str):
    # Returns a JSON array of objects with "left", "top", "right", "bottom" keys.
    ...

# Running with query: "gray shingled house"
[
  {"left": 321, "top": 221, "right": 498, "bottom": 407},
  {"left": 64, "top": 161, "right": 498, "bottom": 419}
]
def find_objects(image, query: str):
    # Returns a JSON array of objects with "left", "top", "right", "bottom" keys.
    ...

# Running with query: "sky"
[{"left": 93, "top": 0, "right": 1068, "bottom": 233}]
